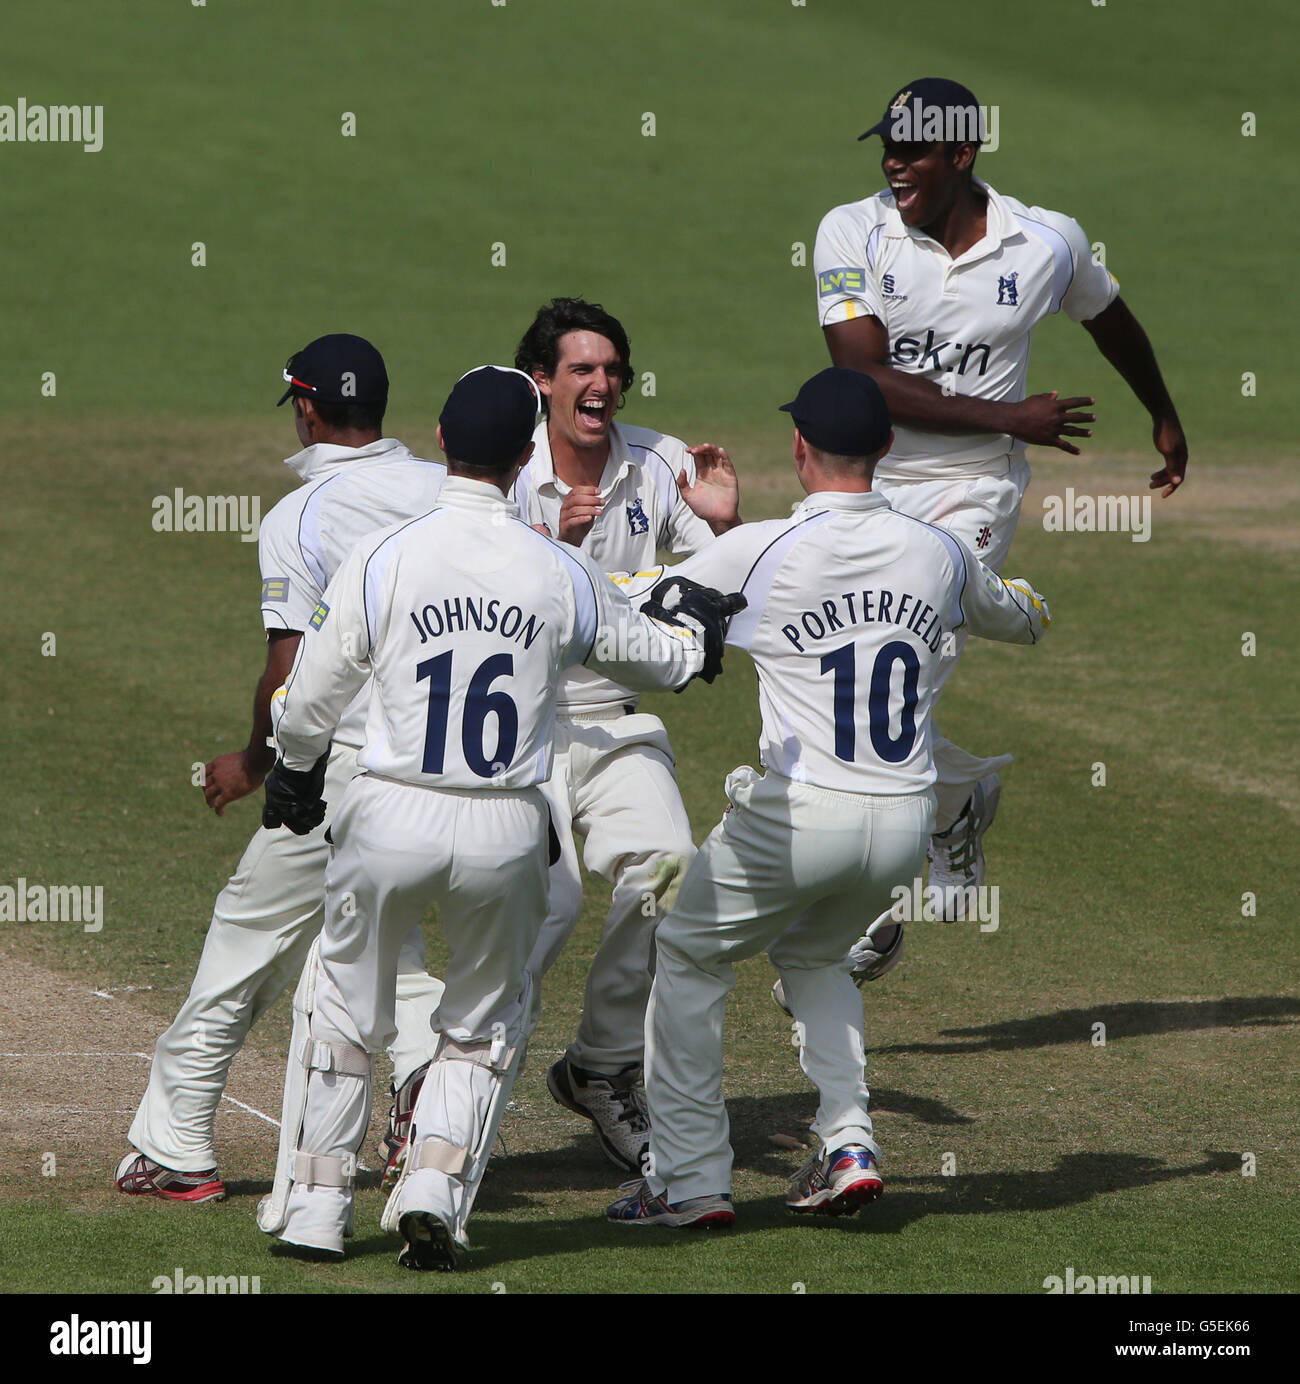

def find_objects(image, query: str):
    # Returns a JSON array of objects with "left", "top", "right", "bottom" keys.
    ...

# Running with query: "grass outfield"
[
  {"left": 2, "top": 423, "right": 1296, "bottom": 1295},
  {"left": 2, "top": 0, "right": 1298, "bottom": 1297}
]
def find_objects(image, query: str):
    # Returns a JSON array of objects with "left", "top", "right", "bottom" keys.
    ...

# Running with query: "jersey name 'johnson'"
[{"left": 275, "top": 477, "right": 703, "bottom": 791}]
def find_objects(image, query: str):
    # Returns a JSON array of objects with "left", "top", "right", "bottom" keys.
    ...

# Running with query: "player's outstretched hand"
[
  {"left": 1149, "top": 414, "right": 1188, "bottom": 498},
  {"left": 557, "top": 485, "right": 603, "bottom": 545},
  {"left": 262, "top": 751, "right": 330, "bottom": 835},
  {"left": 204, "top": 750, "right": 267, "bottom": 817},
  {"left": 642, "top": 575, "right": 747, "bottom": 685},
  {"left": 680, "top": 444, "right": 741, "bottom": 532},
  {"left": 1011, "top": 391, "right": 1095, "bottom": 455}
]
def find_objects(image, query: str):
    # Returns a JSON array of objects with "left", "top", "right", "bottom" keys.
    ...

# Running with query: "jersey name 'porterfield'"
[
  {"left": 409, "top": 596, "right": 546, "bottom": 648},
  {"left": 780, "top": 589, "right": 945, "bottom": 654}
]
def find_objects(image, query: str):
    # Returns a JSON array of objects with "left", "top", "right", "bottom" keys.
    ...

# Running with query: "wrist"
[
  {"left": 242, "top": 742, "right": 275, "bottom": 778},
  {"left": 990, "top": 399, "right": 1019, "bottom": 435},
  {"left": 708, "top": 514, "right": 742, "bottom": 536}
]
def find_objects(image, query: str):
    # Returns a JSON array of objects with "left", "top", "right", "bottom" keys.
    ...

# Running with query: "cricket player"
[
  {"left": 607, "top": 369, "right": 1051, "bottom": 1226},
  {"left": 509, "top": 298, "right": 741, "bottom": 1173},
  {"left": 257, "top": 365, "right": 743, "bottom": 1269},
  {"left": 116, "top": 335, "right": 446, "bottom": 1201},
  {"left": 814, "top": 76, "right": 1187, "bottom": 937}
]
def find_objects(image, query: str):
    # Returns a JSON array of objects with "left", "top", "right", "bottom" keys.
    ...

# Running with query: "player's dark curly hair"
[{"left": 514, "top": 297, "right": 634, "bottom": 413}]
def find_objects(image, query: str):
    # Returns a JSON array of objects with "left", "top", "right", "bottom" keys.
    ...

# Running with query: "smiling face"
[
  {"left": 881, "top": 138, "right": 974, "bottom": 231},
  {"left": 534, "top": 330, "right": 627, "bottom": 454}
]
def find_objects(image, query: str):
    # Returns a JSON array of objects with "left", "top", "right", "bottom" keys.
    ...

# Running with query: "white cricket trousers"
[
  {"left": 644, "top": 766, "right": 934, "bottom": 1205},
  {"left": 128, "top": 743, "right": 443, "bottom": 1172},
  {"left": 298, "top": 773, "right": 549, "bottom": 1241},
  {"left": 523, "top": 711, "right": 695, "bottom": 1073},
  {"left": 877, "top": 456, "right": 1030, "bottom": 831},
  {"left": 311, "top": 774, "right": 548, "bottom": 1055}
]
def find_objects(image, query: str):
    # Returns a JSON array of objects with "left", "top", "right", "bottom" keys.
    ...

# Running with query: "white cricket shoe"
[
  {"left": 927, "top": 773, "right": 1001, "bottom": 920},
  {"left": 547, "top": 1058, "right": 650, "bottom": 1174}
]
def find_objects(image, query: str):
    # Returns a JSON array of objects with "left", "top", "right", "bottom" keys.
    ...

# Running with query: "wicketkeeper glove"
[
  {"left": 262, "top": 749, "right": 330, "bottom": 835},
  {"left": 641, "top": 576, "right": 747, "bottom": 685}
]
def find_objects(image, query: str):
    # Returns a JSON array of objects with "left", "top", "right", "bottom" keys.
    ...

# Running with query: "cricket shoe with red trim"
[
  {"left": 379, "top": 1059, "right": 430, "bottom": 1197},
  {"left": 114, "top": 1152, "right": 226, "bottom": 1203},
  {"left": 785, "top": 1145, "right": 882, "bottom": 1216},
  {"left": 605, "top": 1178, "right": 734, "bottom": 1228}
]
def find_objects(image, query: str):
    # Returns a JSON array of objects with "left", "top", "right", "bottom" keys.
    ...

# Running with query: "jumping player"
[{"left": 813, "top": 77, "right": 1187, "bottom": 941}]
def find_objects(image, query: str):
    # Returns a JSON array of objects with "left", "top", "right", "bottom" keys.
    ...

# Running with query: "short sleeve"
[
  {"left": 1055, "top": 212, "right": 1120, "bottom": 323},
  {"left": 258, "top": 498, "right": 319, "bottom": 632},
  {"left": 813, "top": 202, "right": 887, "bottom": 328}
]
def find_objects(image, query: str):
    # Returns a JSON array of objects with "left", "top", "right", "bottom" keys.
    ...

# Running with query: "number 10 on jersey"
[{"left": 819, "top": 639, "right": 920, "bottom": 764}]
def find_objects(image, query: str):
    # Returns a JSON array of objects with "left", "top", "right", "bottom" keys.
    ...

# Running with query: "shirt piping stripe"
[
  {"left": 296, "top": 473, "right": 343, "bottom": 594},
  {"left": 505, "top": 516, "right": 601, "bottom": 663},
  {"left": 359, "top": 508, "right": 446, "bottom": 653},
  {"left": 894, "top": 513, "right": 970, "bottom": 630},
  {"left": 1012, "top": 212, "right": 1074, "bottom": 314},
  {"left": 727, "top": 511, "right": 834, "bottom": 650}
]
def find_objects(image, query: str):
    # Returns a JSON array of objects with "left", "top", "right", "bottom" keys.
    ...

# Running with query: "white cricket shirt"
[
  {"left": 512, "top": 420, "right": 715, "bottom": 713},
  {"left": 671, "top": 489, "right": 1050, "bottom": 794},
  {"left": 275, "top": 477, "right": 704, "bottom": 790},
  {"left": 258, "top": 438, "right": 447, "bottom": 746},
  {"left": 814, "top": 178, "right": 1118, "bottom": 480}
]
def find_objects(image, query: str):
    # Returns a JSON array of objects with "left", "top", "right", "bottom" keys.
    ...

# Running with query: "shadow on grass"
[
  {"left": 879, "top": 996, "right": 1300, "bottom": 1055},
  {"left": 320, "top": 1148, "right": 1243, "bottom": 1271},
  {"left": 229, "top": 1086, "right": 972, "bottom": 1209},
  {"left": 461, "top": 1086, "right": 973, "bottom": 1214}
]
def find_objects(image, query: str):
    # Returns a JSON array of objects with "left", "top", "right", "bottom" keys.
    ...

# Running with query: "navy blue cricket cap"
[
  {"left": 277, "top": 333, "right": 389, "bottom": 407},
  {"left": 438, "top": 366, "right": 542, "bottom": 469},
  {"left": 780, "top": 368, "right": 891, "bottom": 456},
  {"left": 859, "top": 77, "right": 982, "bottom": 143}
]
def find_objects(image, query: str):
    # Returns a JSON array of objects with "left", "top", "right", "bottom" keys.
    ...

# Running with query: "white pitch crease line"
[
  {"left": 4, "top": 1051, "right": 284, "bottom": 1131},
  {"left": 0, "top": 1051, "right": 154, "bottom": 1058},
  {"left": 220, "top": 1094, "right": 280, "bottom": 1128}
]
